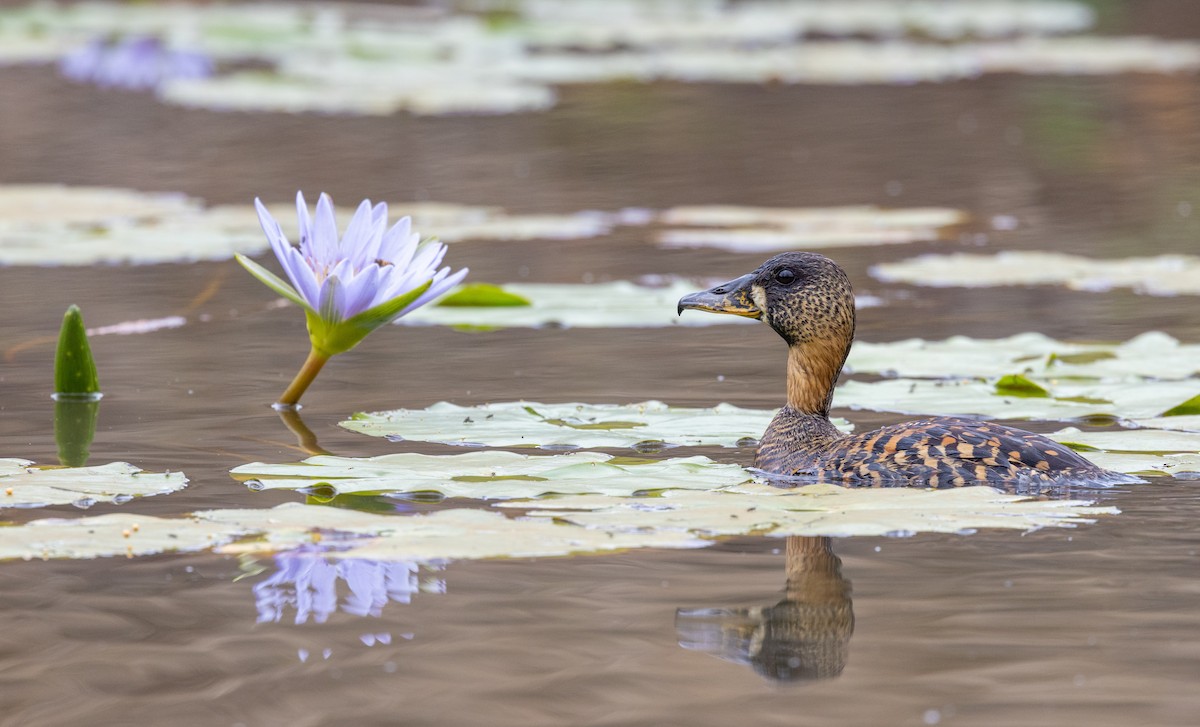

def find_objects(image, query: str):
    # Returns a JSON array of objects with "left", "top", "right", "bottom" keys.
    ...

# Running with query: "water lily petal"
[
  {"left": 379, "top": 216, "right": 417, "bottom": 265},
  {"left": 295, "top": 191, "right": 313, "bottom": 254},
  {"left": 341, "top": 263, "right": 384, "bottom": 319},
  {"left": 281, "top": 244, "right": 321, "bottom": 309},
  {"left": 312, "top": 193, "right": 339, "bottom": 263},
  {"left": 318, "top": 274, "right": 346, "bottom": 325},
  {"left": 400, "top": 266, "right": 469, "bottom": 316},
  {"left": 341, "top": 198, "right": 384, "bottom": 269}
]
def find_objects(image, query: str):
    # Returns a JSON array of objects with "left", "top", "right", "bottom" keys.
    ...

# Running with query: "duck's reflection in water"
[
  {"left": 676, "top": 536, "right": 853, "bottom": 682},
  {"left": 254, "top": 547, "right": 445, "bottom": 625}
]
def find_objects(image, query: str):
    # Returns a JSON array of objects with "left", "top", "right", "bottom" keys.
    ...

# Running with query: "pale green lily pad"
[
  {"left": 406, "top": 280, "right": 880, "bottom": 329},
  {"left": 231, "top": 451, "right": 754, "bottom": 499},
  {"left": 871, "top": 252, "right": 1200, "bottom": 296},
  {"left": 0, "top": 185, "right": 645, "bottom": 266},
  {"left": 1050, "top": 427, "right": 1200, "bottom": 454},
  {"left": 208, "top": 506, "right": 703, "bottom": 561},
  {"left": 501, "top": 483, "right": 1117, "bottom": 538},
  {"left": 1068, "top": 452, "right": 1200, "bottom": 477},
  {"left": 1049, "top": 426, "right": 1200, "bottom": 476},
  {"left": 341, "top": 400, "right": 852, "bottom": 449},
  {"left": 657, "top": 205, "right": 966, "bottom": 252},
  {"left": 846, "top": 331, "right": 1200, "bottom": 381},
  {"left": 5, "top": 2, "right": 1198, "bottom": 118},
  {"left": 0, "top": 459, "right": 188, "bottom": 509},
  {"left": 1130, "top": 415, "right": 1200, "bottom": 433},
  {"left": 0, "top": 185, "right": 264, "bottom": 265},
  {"left": 834, "top": 378, "right": 1200, "bottom": 422},
  {"left": 0, "top": 481, "right": 1117, "bottom": 562},
  {"left": 403, "top": 281, "right": 757, "bottom": 329},
  {"left": 0, "top": 504, "right": 702, "bottom": 562},
  {"left": 0, "top": 512, "right": 236, "bottom": 561}
]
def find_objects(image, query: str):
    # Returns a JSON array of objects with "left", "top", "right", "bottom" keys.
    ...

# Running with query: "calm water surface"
[{"left": 1, "top": 4, "right": 1199, "bottom": 725}]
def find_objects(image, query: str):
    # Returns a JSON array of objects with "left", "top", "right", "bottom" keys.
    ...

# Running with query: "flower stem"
[{"left": 275, "top": 347, "right": 330, "bottom": 409}]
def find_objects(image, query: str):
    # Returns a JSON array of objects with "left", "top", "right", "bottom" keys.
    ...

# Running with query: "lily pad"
[
  {"left": 0, "top": 459, "right": 188, "bottom": 509},
  {"left": 341, "top": 400, "right": 852, "bottom": 449},
  {"left": 833, "top": 378, "right": 1200, "bottom": 422},
  {"left": 5, "top": 2, "right": 1198, "bottom": 118},
  {"left": 1050, "top": 426, "right": 1200, "bottom": 454},
  {"left": 404, "top": 282, "right": 764, "bottom": 329},
  {"left": 0, "top": 511, "right": 235, "bottom": 560},
  {"left": 846, "top": 331, "right": 1200, "bottom": 381},
  {"left": 436, "top": 283, "right": 531, "bottom": 307},
  {"left": 0, "top": 481, "right": 1117, "bottom": 562},
  {"left": 0, "top": 504, "right": 703, "bottom": 562},
  {"left": 657, "top": 205, "right": 966, "bottom": 252},
  {"left": 232, "top": 451, "right": 754, "bottom": 499},
  {"left": 0, "top": 185, "right": 264, "bottom": 265},
  {"left": 501, "top": 483, "right": 1117, "bottom": 538},
  {"left": 871, "top": 252, "right": 1200, "bottom": 296}
]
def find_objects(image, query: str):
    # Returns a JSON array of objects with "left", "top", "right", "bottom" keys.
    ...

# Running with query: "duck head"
[
  {"left": 678, "top": 252, "right": 856, "bottom": 414},
  {"left": 677, "top": 252, "right": 855, "bottom": 346}
]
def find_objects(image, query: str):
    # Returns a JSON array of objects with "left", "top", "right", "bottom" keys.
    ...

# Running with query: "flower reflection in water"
[{"left": 254, "top": 546, "right": 445, "bottom": 627}]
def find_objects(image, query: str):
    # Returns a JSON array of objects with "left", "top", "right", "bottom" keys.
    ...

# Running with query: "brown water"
[{"left": 2, "top": 5, "right": 1200, "bottom": 725}]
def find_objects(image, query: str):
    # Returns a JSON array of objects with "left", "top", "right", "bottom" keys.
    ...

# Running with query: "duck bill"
[{"left": 677, "top": 274, "right": 762, "bottom": 319}]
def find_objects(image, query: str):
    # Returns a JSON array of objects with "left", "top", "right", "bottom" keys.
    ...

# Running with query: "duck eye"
[{"left": 775, "top": 268, "right": 796, "bottom": 285}]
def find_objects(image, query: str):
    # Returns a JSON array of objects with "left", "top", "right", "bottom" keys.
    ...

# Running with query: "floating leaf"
[
  {"left": 0, "top": 481, "right": 1119, "bottom": 562},
  {"left": 0, "top": 185, "right": 265, "bottom": 265},
  {"left": 436, "top": 283, "right": 531, "bottom": 307},
  {"left": 0, "top": 503, "right": 704, "bottom": 562},
  {"left": 657, "top": 205, "right": 966, "bottom": 252},
  {"left": 406, "top": 281, "right": 753, "bottom": 329},
  {"left": 1131, "top": 415, "right": 1200, "bottom": 433},
  {"left": 5, "top": 2, "right": 1197, "bottom": 118},
  {"left": 1050, "top": 427, "right": 1200, "bottom": 455},
  {"left": 834, "top": 378, "right": 1200, "bottom": 422},
  {"left": 1161, "top": 393, "right": 1200, "bottom": 417},
  {"left": 995, "top": 374, "right": 1050, "bottom": 398},
  {"left": 501, "top": 483, "right": 1117, "bottom": 538},
  {"left": 341, "top": 400, "right": 851, "bottom": 449},
  {"left": 871, "top": 252, "right": 1200, "bottom": 296},
  {"left": 0, "top": 460, "right": 188, "bottom": 509},
  {"left": 846, "top": 331, "right": 1200, "bottom": 381},
  {"left": 232, "top": 451, "right": 754, "bottom": 499}
]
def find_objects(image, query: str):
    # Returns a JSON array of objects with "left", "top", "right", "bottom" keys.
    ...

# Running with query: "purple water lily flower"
[
  {"left": 237, "top": 192, "right": 467, "bottom": 407},
  {"left": 61, "top": 36, "right": 213, "bottom": 91}
]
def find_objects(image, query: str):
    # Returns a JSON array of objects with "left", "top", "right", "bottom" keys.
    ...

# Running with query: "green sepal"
[
  {"left": 235, "top": 253, "right": 312, "bottom": 311},
  {"left": 305, "top": 280, "right": 432, "bottom": 356},
  {"left": 54, "top": 305, "right": 100, "bottom": 396},
  {"left": 1161, "top": 393, "right": 1200, "bottom": 417}
]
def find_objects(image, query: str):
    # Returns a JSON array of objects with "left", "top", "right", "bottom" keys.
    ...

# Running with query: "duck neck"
[{"left": 785, "top": 340, "right": 847, "bottom": 417}]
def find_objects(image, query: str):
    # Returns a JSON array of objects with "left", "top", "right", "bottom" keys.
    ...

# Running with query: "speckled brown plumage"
[{"left": 678, "top": 251, "right": 1135, "bottom": 488}]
